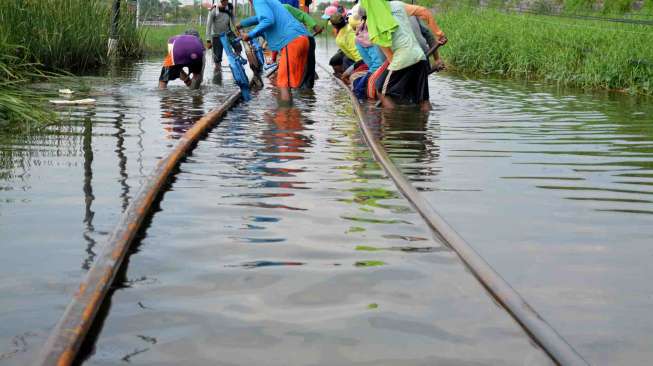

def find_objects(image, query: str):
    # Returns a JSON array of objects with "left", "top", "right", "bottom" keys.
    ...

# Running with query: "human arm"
[
  {"left": 206, "top": 8, "right": 214, "bottom": 41},
  {"left": 404, "top": 4, "right": 445, "bottom": 41},
  {"left": 239, "top": 15, "right": 260, "bottom": 28},
  {"left": 380, "top": 46, "right": 393, "bottom": 64},
  {"left": 283, "top": 4, "right": 316, "bottom": 29},
  {"left": 243, "top": 1, "right": 275, "bottom": 39}
]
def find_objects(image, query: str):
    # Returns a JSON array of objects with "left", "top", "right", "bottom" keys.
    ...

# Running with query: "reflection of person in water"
[
  {"left": 159, "top": 92, "right": 205, "bottom": 138},
  {"left": 259, "top": 106, "right": 313, "bottom": 189},
  {"left": 366, "top": 106, "right": 440, "bottom": 180}
]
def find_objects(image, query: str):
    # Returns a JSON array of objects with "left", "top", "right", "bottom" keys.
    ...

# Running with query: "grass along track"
[{"left": 437, "top": 7, "right": 653, "bottom": 95}]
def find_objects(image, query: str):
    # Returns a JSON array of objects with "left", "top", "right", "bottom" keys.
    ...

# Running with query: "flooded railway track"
[{"left": 33, "top": 63, "right": 586, "bottom": 365}]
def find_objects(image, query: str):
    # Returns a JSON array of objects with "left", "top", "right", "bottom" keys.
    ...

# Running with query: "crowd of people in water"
[{"left": 158, "top": 0, "right": 447, "bottom": 110}]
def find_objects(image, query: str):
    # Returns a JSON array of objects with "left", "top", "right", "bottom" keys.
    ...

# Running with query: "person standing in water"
[
  {"left": 361, "top": 0, "right": 446, "bottom": 110},
  {"left": 206, "top": 0, "right": 236, "bottom": 74},
  {"left": 237, "top": 0, "right": 310, "bottom": 102}
]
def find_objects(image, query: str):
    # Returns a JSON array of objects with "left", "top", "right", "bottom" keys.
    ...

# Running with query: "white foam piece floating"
[
  {"left": 58, "top": 89, "right": 74, "bottom": 95},
  {"left": 49, "top": 98, "right": 96, "bottom": 105}
]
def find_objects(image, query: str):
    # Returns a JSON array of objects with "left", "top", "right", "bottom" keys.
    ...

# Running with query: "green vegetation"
[
  {"left": 354, "top": 260, "right": 386, "bottom": 267},
  {"left": 0, "top": 0, "right": 143, "bottom": 128},
  {"left": 143, "top": 25, "right": 189, "bottom": 54},
  {"left": 347, "top": 226, "right": 366, "bottom": 233},
  {"left": 419, "top": 0, "right": 653, "bottom": 16},
  {"left": 1, "top": 0, "right": 142, "bottom": 71},
  {"left": 437, "top": 7, "right": 653, "bottom": 95},
  {"left": 0, "top": 41, "right": 53, "bottom": 129},
  {"left": 355, "top": 245, "right": 382, "bottom": 252}
]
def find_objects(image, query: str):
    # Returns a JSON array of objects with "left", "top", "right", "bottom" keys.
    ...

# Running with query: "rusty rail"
[
  {"left": 36, "top": 87, "right": 248, "bottom": 366},
  {"left": 320, "top": 63, "right": 589, "bottom": 366}
]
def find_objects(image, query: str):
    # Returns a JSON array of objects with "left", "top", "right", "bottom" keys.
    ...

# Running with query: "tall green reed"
[
  {"left": 0, "top": 0, "right": 143, "bottom": 72},
  {"left": 0, "top": 37, "right": 53, "bottom": 128},
  {"left": 0, "top": 0, "right": 146, "bottom": 129}
]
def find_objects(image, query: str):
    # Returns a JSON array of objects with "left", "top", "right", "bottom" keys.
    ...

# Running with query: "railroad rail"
[{"left": 319, "top": 63, "right": 590, "bottom": 366}]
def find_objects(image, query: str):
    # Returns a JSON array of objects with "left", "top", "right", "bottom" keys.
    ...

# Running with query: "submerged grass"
[{"left": 438, "top": 7, "right": 653, "bottom": 95}]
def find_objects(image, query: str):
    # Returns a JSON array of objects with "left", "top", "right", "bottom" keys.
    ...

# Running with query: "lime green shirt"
[
  {"left": 387, "top": 1, "right": 425, "bottom": 71},
  {"left": 336, "top": 25, "right": 362, "bottom": 62}
]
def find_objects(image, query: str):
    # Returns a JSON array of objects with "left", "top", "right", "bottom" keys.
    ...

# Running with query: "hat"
[
  {"left": 321, "top": 5, "right": 338, "bottom": 19},
  {"left": 350, "top": 4, "right": 362, "bottom": 20}
]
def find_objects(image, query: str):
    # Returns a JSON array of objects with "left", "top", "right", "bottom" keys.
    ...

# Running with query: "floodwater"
[
  {"left": 0, "top": 46, "right": 651, "bottom": 365},
  {"left": 368, "top": 75, "right": 653, "bottom": 365}
]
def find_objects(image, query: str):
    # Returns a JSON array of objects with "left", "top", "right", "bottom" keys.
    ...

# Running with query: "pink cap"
[{"left": 321, "top": 5, "right": 338, "bottom": 19}]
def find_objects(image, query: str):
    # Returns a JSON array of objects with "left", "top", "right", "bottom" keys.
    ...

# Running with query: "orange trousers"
[{"left": 276, "top": 35, "right": 309, "bottom": 89}]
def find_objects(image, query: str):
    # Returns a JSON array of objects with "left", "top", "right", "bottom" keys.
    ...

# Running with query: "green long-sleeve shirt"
[{"left": 283, "top": 4, "right": 317, "bottom": 31}]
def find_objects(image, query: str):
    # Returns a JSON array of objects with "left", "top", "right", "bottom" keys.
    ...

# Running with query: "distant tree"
[{"left": 170, "top": 0, "right": 182, "bottom": 21}]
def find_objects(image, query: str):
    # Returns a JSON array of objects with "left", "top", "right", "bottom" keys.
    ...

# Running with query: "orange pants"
[{"left": 276, "top": 35, "right": 309, "bottom": 89}]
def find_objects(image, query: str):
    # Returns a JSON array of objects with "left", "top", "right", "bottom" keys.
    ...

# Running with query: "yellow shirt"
[{"left": 336, "top": 26, "right": 362, "bottom": 62}]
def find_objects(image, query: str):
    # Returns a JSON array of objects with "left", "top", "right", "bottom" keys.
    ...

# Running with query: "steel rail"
[
  {"left": 320, "top": 63, "right": 590, "bottom": 366},
  {"left": 35, "top": 86, "right": 248, "bottom": 366}
]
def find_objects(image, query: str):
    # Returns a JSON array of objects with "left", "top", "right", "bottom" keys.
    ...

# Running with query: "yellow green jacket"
[{"left": 336, "top": 26, "right": 362, "bottom": 62}]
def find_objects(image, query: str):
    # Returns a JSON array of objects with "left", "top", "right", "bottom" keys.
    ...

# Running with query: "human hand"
[
  {"left": 241, "top": 32, "right": 250, "bottom": 41},
  {"left": 437, "top": 35, "right": 448, "bottom": 46},
  {"left": 206, "top": 40, "right": 212, "bottom": 49},
  {"left": 312, "top": 24, "right": 323, "bottom": 35}
]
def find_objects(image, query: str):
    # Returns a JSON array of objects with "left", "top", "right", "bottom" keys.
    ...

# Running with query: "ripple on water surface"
[
  {"left": 0, "top": 59, "right": 238, "bottom": 364},
  {"left": 374, "top": 73, "right": 653, "bottom": 365},
  {"left": 83, "top": 70, "right": 550, "bottom": 365}
]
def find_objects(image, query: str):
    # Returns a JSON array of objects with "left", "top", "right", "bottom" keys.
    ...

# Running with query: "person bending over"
[
  {"left": 327, "top": 13, "right": 363, "bottom": 78},
  {"left": 158, "top": 30, "right": 205, "bottom": 90},
  {"left": 238, "top": 0, "right": 310, "bottom": 102},
  {"left": 361, "top": 0, "right": 445, "bottom": 109}
]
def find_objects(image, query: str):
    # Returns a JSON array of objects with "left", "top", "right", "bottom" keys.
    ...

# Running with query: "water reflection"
[
  {"left": 0, "top": 59, "right": 237, "bottom": 365},
  {"left": 160, "top": 91, "right": 206, "bottom": 138},
  {"left": 81, "top": 116, "right": 97, "bottom": 270},
  {"left": 83, "top": 70, "right": 550, "bottom": 365},
  {"left": 365, "top": 106, "right": 441, "bottom": 181}
]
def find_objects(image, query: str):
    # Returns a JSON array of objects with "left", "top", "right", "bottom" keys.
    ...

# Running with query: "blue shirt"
[
  {"left": 356, "top": 43, "right": 385, "bottom": 73},
  {"left": 240, "top": 0, "right": 308, "bottom": 51},
  {"left": 279, "top": 0, "right": 299, "bottom": 8}
]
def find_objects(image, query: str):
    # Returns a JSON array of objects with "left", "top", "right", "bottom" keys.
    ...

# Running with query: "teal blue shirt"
[{"left": 240, "top": 0, "right": 308, "bottom": 51}]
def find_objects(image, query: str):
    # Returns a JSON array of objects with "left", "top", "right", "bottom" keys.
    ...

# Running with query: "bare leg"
[
  {"left": 278, "top": 87, "right": 292, "bottom": 104},
  {"left": 379, "top": 94, "right": 395, "bottom": 109},
  {"left": 158, "top": 81, "right": 168, "bottom": 89},
  {"left": 189, "top": 73, "right": 202, "bottom": 89},
  {"left": 420, "top": 101, "right": 431, "bottom": 112}
]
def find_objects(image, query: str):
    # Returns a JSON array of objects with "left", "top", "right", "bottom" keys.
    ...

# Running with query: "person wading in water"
[{"left": 237, "top": 0, "right": 310, "bottom": 103}]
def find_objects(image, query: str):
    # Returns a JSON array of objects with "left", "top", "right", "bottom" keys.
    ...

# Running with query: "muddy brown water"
[{"left": 0, "top": 48, "right": 651, "bottom": 365}]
